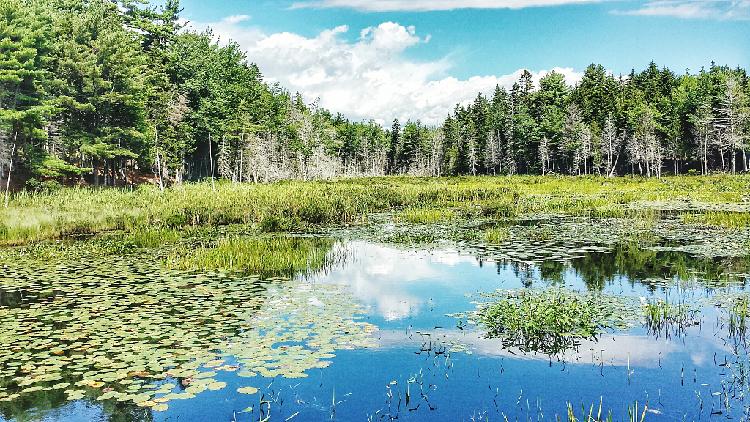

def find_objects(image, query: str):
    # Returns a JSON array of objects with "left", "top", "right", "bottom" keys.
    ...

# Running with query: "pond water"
[{"left": 2, "top": 226, "right": 750, "bottom": 421}]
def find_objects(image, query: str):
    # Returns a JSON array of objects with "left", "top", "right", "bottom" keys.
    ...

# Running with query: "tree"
[
  {"left": 0, "top": 0, "right": 56, "bottom": 202},
  {"left": 714, "top": 74, "right": 749, "bottom": 173},
  {"left": 690, "top": 100, "right": 714, "bottom": 175},
  {"left": 600, "top": 115, "right": 621, "bottom": 177},
  {"left": 387, "top": 119, "right": 400, "bottom": 174}
]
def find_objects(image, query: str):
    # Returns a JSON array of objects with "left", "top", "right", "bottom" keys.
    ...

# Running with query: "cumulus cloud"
[
  {"left": 291, "top": 0, "right": 603, "bottom": 11},
  {"left": 187, "top": 19, "right": 583, "bottom": 126},
  {"left": 615, "top": 0, "right": 750, "bottom": 20}
]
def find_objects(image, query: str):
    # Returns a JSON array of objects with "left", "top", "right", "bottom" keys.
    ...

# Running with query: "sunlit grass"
[
  {"left": 1, "top": 175, "right": 749, "bottom": 245},
  {"left": 682, "top": 211, "right": 750, "bottom": 229},
  {"left": 397, "top": 208, "right": 455, "bottom": 224},
  {"left": 483, "top": 227, "right": 510, "bottom": 244},
  {"left": 167, "top": 235, "right": 337, "bottom": 278}
]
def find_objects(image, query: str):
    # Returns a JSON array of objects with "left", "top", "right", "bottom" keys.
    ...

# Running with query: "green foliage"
[
  {"left": 473, "top": 288, "right": 638, "bottom": 355},
  {"left": 483, "top": 227, "right": 509, "bottom": 244},
  {"left": 3, "top": 0, "right": 749, "bottom": 187},
  {"left": 2, "top": 175, "right": 750, "bottom": 245},
  {"left": 397, "top": 208, "right": 455, "bottom": 224},
  {"left": 167, "top": 235, "right": 337, "bottom": 277}
]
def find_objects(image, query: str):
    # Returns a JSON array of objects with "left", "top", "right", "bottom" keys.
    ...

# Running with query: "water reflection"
[{"left": 1, "top": 232, "right": 750, "bottom": 421}]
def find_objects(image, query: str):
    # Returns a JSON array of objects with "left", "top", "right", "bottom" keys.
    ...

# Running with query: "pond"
[{"left": 1, "top": 217, "right": 750, "bottom": 421}]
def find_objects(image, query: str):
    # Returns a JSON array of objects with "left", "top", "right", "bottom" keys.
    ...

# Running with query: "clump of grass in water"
[
  {"left": 553, "top": 399, "right": 648, "bottom": 422},
  {"left": 168, "top": 236, "right": 338, "bottom": 278},
  {"left": 727, "top": 296, "right": 750, "bottom": 340},
  {"left": 642, "top": 298, "right": 700, "bottom": 338},
  {"left": 122, "top": 227, "right": 181, "bottom": 249},
  {"left": 682, "top": 211, "right": 750, "bottom": 229},
  {"left": 397, "top": 208, "right": 455, "bottom": 224},
  {"left": 474, "top": 288, "right": 638, "bottom": 355},
  {"left": 483, "top": 227, "right": 510, "bottom": 244}
]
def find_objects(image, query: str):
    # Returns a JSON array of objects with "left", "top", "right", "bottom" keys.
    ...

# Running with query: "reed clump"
[
  {"left": 167, "top": 235, "right": 337, "bottom": 278},
  {"left": 476, "top": 288, "right": 637, "bottom": 355}
]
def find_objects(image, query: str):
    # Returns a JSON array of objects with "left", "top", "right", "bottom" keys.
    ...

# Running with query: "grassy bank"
[{"left": 1, "top": 175, "right": 749, "bottom": 245}]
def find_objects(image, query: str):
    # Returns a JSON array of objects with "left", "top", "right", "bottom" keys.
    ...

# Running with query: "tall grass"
[
  {"left": 167, "top": 236, "right": 338, "bottom": 278},
  {"left": 1, "top": 175, "right": 748, "bottom": 245},
  {"left": 682, "top": 211, "right": 750, "bottom": 229}
]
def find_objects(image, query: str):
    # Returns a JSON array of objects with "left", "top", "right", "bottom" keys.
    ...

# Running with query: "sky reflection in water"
[{"left": 12, "top": 240, "right": 750, "bottom": 422}]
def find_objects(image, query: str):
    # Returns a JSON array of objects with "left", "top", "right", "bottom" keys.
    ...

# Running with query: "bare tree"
[
  {"left": 690, "top": 101, "right": 714, "bottom": 175},
  {"left": 601, "top": 116, "right": 621, "bottom": 177},
  {"left": 539, "top": 136, "right": 550, "bottom": 175},
  {"left": 714, "top": 75, "right": 749, "bottom": 174}
]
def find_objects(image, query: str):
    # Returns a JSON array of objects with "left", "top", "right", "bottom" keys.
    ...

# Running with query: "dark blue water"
[{"left": 17, "top": 241, "right": 750, "bottom": 421}]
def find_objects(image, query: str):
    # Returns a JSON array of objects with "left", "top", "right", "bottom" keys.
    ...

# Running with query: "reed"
[
  {"left": 167, "top": 235, "right": 338, "bottom": 278},
  {"left": 2, "top": 175, "right": 748, "bottom": 245}
]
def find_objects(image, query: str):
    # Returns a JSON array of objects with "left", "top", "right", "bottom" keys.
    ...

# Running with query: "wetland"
[{"left": 1, "top": 176, "right": 750, "bottom": 421}]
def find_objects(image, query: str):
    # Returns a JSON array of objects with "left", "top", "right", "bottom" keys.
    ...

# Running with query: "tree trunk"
[
  {"left": 4, "top": 137, "right": 16, "bottom": 208},
  {"left": 208, "top": 133, "right": 215, "bottom": 190}
]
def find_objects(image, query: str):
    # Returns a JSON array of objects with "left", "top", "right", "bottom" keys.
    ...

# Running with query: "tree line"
[{"left": 1, "top": 0, "right": 749, "bottom": 197}]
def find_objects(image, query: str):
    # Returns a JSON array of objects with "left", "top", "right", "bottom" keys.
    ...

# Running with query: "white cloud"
[
  {"left": 291, "top": 0, "right": 603, "bottom": 11},
  {"left": 615, "top": 0, "right": 750, "bottom": 20},
  {"left": 187, "top": 19, "right": 583, "bottom": 126}
]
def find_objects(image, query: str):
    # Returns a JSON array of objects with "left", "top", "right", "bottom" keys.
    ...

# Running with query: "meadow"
[{"left": 1, "top": 175, "right": 749, "bottom": 245}]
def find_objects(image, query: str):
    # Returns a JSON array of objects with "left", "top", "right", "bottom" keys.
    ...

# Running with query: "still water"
[{"left": 2, "top": 237, "right": 750, "bottom": 422}]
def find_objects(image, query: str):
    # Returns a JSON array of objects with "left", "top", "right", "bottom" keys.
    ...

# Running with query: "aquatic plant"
[
  {"left": 642, "top": 298, "right": 701, "bottom": 338},
  {"left": 472, "top": 288, "right": 639, "bottom": 355},
  {"left": 397, "top": 208, "right": 456, "bottom": 224},
  {"left": 483, "top": 227, "right": 510, "bottom": 244},
  {"left": 682, "top": 211, "right": 750, "bottom": 229},
  {"left": 0, "top": 245, "right": 376, "bottom": 413},
  {"left": 715, "top": 294, "right": 750, "bottom": 341},
  {"left": 167, "top": 235, "right": 339, "bottom": 278}
]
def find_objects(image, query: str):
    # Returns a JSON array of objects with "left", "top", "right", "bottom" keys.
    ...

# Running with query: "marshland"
[
  {"left": 3, "top": 0, "right": 750, "bottom": 420},
  {"left": 1, "top": 175, "right": 750, "bottom": 421}
]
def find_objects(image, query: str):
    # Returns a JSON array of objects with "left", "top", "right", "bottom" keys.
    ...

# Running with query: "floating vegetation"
[
  {"left": 682, "top": 211, "right": 750, "bottom": 229},
  {"left": 641, "top": 298, "right": 701, "bottom": 338},
  {"left": 166, "top": 235, "right": 341, "bottom": 278},
  {"left": 0, "top": 243, "right": 376, "bottom": 415},
  {"left": 467, "top": 288, "right": 639, "bottom": 355}
]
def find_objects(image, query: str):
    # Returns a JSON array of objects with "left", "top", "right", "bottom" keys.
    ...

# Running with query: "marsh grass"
[
  {"left": 682, "top": 211, "right": 750, "bottom": 229},
  {"left": 167, "top": 235, "right": 339, "bottom": 278},
  {"left": 475, "top": 288, "right": 638, "bottom": 355},
  {"left": 483, "top": 227, "right": 510, "bottom": 244},
  {"left": 2, "top": 175, "right": 749, "bottom": 245},
  {"left": 397, "top": 208, "right": 456, "bottom": 224},
  {"left": 727, "top": 296, "right": 750, "bottom": 340},
  {"left": 563, "top": 400, "right": 612, "bottom": 422},
  {"left": 642, "top": 298, "right": 700, "bottom": 338}
]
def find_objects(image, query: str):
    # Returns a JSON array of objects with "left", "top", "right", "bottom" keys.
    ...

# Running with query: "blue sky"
[{"left": 179, "top": 0, "right": 750, "bottom": 124}]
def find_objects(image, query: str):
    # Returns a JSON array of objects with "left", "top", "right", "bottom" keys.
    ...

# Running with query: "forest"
[{"left": 1, "top": 0, "right": 749, "bottom": 193}]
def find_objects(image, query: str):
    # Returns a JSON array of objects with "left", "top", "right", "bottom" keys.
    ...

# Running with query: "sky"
[{"left": 179, "top": 0, "right": 750, "bottom": 125}]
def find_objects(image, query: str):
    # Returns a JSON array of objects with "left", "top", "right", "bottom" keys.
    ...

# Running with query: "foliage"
[
  {"left": 2, "top": 0, "right": 749, "bottom": 189},
  {"left": 167, "top": 235, "right": 338, "bottom": 277},
  {"left": 473, "top": 288, "right": 638, "bottom": 355},
  {"left": 2, "top": 175, "right": 750, "bottom": 245}
]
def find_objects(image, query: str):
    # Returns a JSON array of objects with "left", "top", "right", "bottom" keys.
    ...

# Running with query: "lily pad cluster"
[{"left": 0, "top": 244, "right": 376, "bottom": 413}]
